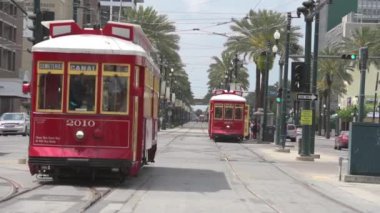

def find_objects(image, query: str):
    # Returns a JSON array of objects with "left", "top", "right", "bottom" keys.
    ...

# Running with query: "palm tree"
[
  {"left": 225, "top": 9, "right": 302, "bottom": 111},
  {"left": 122, "top": 6, "right": 194, "bottom": 105},
  {"left": 206, "top": 51, "right": 249, "bottom": 99},
  {"left": 123, "top": 6, "right": 180, "bottom": 62},
  {"left": 317, "top": 46, "right": 353, "bottom": 138}
]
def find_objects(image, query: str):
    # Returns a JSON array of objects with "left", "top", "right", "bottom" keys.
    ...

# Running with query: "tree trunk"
[
  {"left": 326, "top": 90, "right": 331, "bottom": 139},
  {"left": 318, "top": 91, "right": 322, "bottom": 136},
  {"left": 255, "top": 67, "right": 261, "bottom": 111},
  {"left": 260, "top": 69, "right": 265, "bottom": 109}
]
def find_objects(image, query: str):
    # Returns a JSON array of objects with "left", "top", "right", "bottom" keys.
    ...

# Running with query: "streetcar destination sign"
[{"left": 297, "top": 93, "right": 318, "bottom": 101}]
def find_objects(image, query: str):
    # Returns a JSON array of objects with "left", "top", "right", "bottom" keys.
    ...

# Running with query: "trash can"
[{"left": 263, "top": 126, "right": 275, "bottom": 142}]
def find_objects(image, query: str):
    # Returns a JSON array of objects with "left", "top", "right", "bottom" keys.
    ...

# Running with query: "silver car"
[
  {"left": 286, "top": 124, "right": 297, "bottom": 142},
  {"left": 0, "top": 112, "right": 30, "bottom": 136}
]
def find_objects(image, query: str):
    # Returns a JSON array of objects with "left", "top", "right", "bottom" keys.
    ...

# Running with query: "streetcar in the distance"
[
  {"left": 23, "top": 20, "right": 159, "bottom": 180},
  {"left": 208, "top": 90, "right": 250, "bottom": 142}
]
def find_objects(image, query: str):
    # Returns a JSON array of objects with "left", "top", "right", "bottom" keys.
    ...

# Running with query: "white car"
[
  {"left": 286, "top": 124, "right": 297, "bottom": 142},
  {"left": 0, "top": 112, "right": 30, "bottom": 136}
]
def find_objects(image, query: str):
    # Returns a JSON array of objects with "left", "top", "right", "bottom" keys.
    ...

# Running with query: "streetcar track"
[
  {"left": 200, "top": 118, "right": 362, "bottom": 213},
  {"left": 0, "top": 176, "right": 44, "bottom": 203},
  {"left": 213, "top": 143, "right": 282, "bottom": 213},
  {"left": 80, "top": 186, "right": 114, "bottom": 213},
  {"left": 120, "top": 175, "right": 154, "bottom": 213},
  {"left": 238, "top": 143, "right": 364, "bottom": 213}
]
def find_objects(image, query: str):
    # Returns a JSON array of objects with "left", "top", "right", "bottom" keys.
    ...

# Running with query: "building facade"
[
  {"left": 320, "top": 0, "right": 380, "bottom": 114},
  {"left": 0, "top": 1, "right": 28, "bottom": 114},
  {"left": 99, "top": 0, "right": 143, "bottom": 26}
]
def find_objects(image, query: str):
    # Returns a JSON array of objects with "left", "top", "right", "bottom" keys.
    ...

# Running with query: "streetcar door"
[{"left": 244, "top": 104, "right": 250, "bottom": 138}]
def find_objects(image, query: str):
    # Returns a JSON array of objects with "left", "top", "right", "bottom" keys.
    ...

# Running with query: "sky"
[{"left": 143, "top": 0, "right": 307, "bottom": 99}]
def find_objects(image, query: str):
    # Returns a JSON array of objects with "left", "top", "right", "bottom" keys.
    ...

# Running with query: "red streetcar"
[
  {"left": 208, "top": 90, "right": 250, "bottom": 142},
  {"left": 24, "top": 20, "right": 159, "bottom": 180}
]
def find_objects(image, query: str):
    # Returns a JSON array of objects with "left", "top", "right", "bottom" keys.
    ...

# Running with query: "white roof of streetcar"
[
  {"left": 32, "top": 20, "right": 148, "bottom": 57},
  {"left": 32, "top": 34, "right": 147, "bottom": 57},
  {"left": 210, "top": 94, "right": 246, "bottom": 102}
]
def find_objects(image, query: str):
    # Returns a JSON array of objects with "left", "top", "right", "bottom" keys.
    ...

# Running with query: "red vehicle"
[
  {"left": 24, "top": 20, "right": 159, "bottom": 180},
  {"left": 208, "top": 90, "right": 249, "bottom": 142},
  {"left": 334, "top": 131, "right": 349, "bottom": 150}
]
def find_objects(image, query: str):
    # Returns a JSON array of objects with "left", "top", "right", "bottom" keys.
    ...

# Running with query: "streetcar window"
[
  {"left": 101, "top": 64, "right": 130, "bottom": 114},
  {"left": 37, "top": 74, "right": 63, "bottom": 110},
  {"left": 68, "top": 75, "right": 96, "bottom": 112},
  {"left": 214, "top": 105, "right": 223, "bottom": 119},
  {"left": 224, "top": 104, "right": 233, "bottom": 120},
  {"left": 102, "top": 76, "right": 128, "bottom": 113},
  {"left": 235, "top": 106, "right": 243, "bottom": 120},
  {"left": 36, "top": 61, "right": 64, "bottom": 112}
]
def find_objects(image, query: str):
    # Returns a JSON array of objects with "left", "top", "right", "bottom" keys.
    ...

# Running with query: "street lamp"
[
  {"left": 323, "top": 104, "right": 327, "bottom": 136},
  {"left": 167, "top": 68, "right": 174, "bottom": 128},
  {"left": 224, "top": 74, "right": 228, "bottom": 90},
  {"left": 273, "top": 30, "right": 283, "bottom": 147},
  {"left": 336, "top": 104, "right": 341, "bottom": 136}
]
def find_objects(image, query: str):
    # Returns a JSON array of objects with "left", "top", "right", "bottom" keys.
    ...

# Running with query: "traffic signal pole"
[
  {"left": 27, "top": 0, "right": 42, "bottom": 45},
  {"left": 300, "top": 13, "right": 312, "bottom": 158},
  {"left": 358, "top": 47, "right": 368, "bottom": 122},
  {"left": 310, "top": 0, "right": 320, "bottom": 155}
]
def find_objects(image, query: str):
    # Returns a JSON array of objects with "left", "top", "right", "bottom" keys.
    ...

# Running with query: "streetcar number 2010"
[{"left": 66, "top": 119, "right": 95, "bottom": 127}]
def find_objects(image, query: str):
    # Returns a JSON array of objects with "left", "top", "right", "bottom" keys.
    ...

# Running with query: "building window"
[
  {"left": 0, "top": 22, "right": 3, "bottom": 38},
  {"left": 0, "top": 47, "right": 2, "bottom": 68}
]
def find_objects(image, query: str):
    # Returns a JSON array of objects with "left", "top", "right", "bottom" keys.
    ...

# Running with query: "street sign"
[
  {"left": 297, "top": 93, "right": 318, "bottom": 101},
  {"left": 300, "top": 110, "right": 313, "bottom": 125}
]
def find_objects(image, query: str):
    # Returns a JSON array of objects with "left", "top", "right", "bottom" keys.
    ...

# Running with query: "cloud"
[{"left": 182, "top": 0, "right": 210, "bottom": 12}]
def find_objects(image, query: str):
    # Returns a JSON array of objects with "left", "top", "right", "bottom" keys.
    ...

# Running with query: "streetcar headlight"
[
  {"left": 75, "top": 130, "right": 85, "bottom": 140},
  {"left": 226, "top": 125, "right": 230, "bottom": 129}
]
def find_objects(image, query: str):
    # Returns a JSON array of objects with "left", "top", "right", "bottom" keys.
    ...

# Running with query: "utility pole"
[
  {"left": 280, "top": 12, "right": 292, "bottom": 150},
  {"left": 262, "top": 41, "right": 271, "bottom": 141},
  {"left": 234, "top": 54, "right": 239, "bottom": 83}
]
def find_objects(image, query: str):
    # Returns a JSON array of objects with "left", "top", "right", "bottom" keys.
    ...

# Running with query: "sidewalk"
[{"left": 249, "top": 139, "right": 380, "bottom": 212}]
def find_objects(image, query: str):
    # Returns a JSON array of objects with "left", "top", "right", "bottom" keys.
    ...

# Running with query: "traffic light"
[
  {"left": 41, "top": 11, "right": 55, "bottom": 40},
  {"left": 27, "top": 12, "right": 43, "bottom": 45},
  {"left": 359, "top": 47, "right": 368, "bottom": 62},
  {"left": 291, "top": 62, "right": 306, "bottom": 92},
  {"left": 341, "top": 54, "right": 357, "bottom": 60},
  {"left": 286, "top": 90, "right": 292, "bottom": 110},
  {"left": 276, "top": 88, "right": 283, "bottom": 103}
]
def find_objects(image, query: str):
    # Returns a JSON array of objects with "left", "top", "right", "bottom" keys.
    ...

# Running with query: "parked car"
[
  {"left": 0, "top": 112, "right": 30, "bottom": 136},
  {"left": 286, "top": 124, "right": 297, "bottom": 142},
  {"left": 334, "top": 131, "right": 349, "bottom": 150}
]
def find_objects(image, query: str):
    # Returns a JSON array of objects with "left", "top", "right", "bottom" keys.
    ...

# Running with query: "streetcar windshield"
[
  {"left": 224, "top": 104, "right": 233, "bottom": 120},
  {"left": 101, "top": 64, "right": 129, "bottom": 114},
  {"left": 68, "top": 75, "right": 96, "bottom": 112},
  {"left": 67, "top": 63, "right": 97, "bottom": 113}
]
